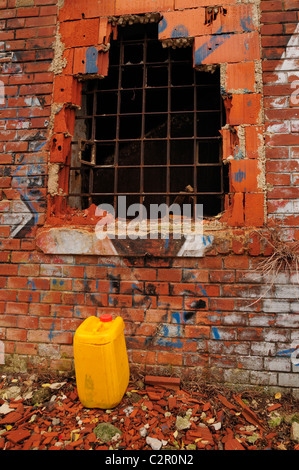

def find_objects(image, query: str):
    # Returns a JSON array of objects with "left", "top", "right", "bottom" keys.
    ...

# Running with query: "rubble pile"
[{"left": 0, "top": 374, "right": 298, "bottom": 450}]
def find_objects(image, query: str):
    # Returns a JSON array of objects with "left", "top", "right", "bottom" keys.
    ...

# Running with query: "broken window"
[{"left": 69, "top": 23, "right": 227, "bottom": 218}]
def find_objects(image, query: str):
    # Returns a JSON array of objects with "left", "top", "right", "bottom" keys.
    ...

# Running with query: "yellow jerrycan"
[{"left": 73, "top": 314, "right": 129, "bottom": 409}]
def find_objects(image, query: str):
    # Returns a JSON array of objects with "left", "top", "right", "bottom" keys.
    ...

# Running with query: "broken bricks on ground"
[{"left": 0, "top": 374, "right": 299, "bottom": 450}]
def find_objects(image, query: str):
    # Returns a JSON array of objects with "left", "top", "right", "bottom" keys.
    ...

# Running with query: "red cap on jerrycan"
[{"left": 100, "top": 314, "right": 113, "bottom": 322}]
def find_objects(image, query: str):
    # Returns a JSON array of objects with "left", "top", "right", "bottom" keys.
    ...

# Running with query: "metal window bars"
[{"left": 69, "top": 23, "right": 227, "bottom": 218}]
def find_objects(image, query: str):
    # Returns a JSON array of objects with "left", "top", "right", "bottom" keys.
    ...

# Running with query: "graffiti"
[
  {"left": 48, "top": 311, "right": 58, "bottom": 342},
  {"left": 177, "top": 235, "right": 214, "bottom": 257},
  {"left": 291, "top": 80, "right": 299, "bottom": 105},
  {"left": 277, "top": 341, "right": 299, "bottom": 367},
  {"left": 212, "top": 327, "right": 221, "bottom": 340},
  {"left": 1, "top": 52, "right": 49, "bottom": 239},
  {"left": 10, "top": 142, "right": 47, "bottom": 238},
  {"left": 275, "top": 22, "right": 299, "bottom": 102},
  {"left": 171, "top": 25, "right": 189, "bottom": 39},
  {"left": 194, "top": 32, "right": 231, "bottom": 65},
  {"left": 234, "top": 169, "right": 246, "bottom": 184},
  {"left": 157, "top": 315, "right": 184, "bottom": 349}
]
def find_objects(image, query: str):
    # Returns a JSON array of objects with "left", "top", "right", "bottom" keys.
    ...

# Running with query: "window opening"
[{"left": 69, "top": 23, "right": 227, "bottom": 218}]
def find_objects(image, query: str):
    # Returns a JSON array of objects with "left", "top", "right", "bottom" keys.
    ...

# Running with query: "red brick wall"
[
  {"left": 262, "top": 0, "right": 299, "bottom": 234},
  {"left": 0, "top": 0, "right": 298, "bottom": 394}
]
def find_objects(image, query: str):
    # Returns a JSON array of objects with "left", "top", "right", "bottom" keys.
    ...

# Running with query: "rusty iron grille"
[{"left": 69, "top": 23, "right": 227, "bottom": 217}]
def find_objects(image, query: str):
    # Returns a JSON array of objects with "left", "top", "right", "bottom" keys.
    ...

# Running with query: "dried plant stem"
[{"left": 247, "top": 228, "right": 299, "bottom": 307}]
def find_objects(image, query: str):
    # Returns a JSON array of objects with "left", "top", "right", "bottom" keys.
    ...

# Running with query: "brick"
[
  {"left": 194, "top": 32, "right": 260, "bottom": 66},
  {"left": 175, "top": 0, "right": 237, "bottom": 8},
  {"left": 157, "top": 269, "right": 181, "bottom": 282},
  {"left": 157, "top": 351, "right": 183, "bottom": 366},
  {"left": 7, "top": 328, "right": 27, "bottom": 341},
  {"left": 185, "top": 325, "right": 210, "bottom": 339},
  {"left": 228, "top": 94, "right": 262, "bottom": 126},
  {"left": 16, "top": 342, "right": 38, "bottom": 355},
  {"left": 225, "top": 193, "right": 245, "bottom": 227},
  {"left": 245, "top": 126, "right": 264, "bottom": 159},
  {"left": 260, "top": 1, "right": 283, "bottom": 11},
  {"left": 160, "top": 5, "right": 257, "bottom": 41},
  {"left": 261, "top": 10, "right": 297, "bottom": 23},
  {"left": 59, "top": 0, "right": 114, "bottom": 21},
  {"left": 278, "top": 373, "right": 299, "bottom": 388},
  {"left": 230, "top": 159, "right": 262, "bottom": 193},
  {"left": 115, "top": 0, "right": 173, "bottom": 15},
  {"left": 225, "top": 62, "right": 256, "bottom": 94},
  {"left": 265, "top": 357, "right": 291, "bottom": 372},
  {"left": 59, "top": 18, "right": 100, "bottom": 48},
  {"left": 133, "top": 268, "right": 157, "bottom": 281},
  {"left": 0, "top": 412, "right": 22, "bottom": 425},
  {"left": 6, "top": 302, "right": 28, "bottom": 314},
  {"left": 53, "top": 75, "right": 82, "bottom": 106},
  {"left": 284, "top": 0, "right": 298, "bottom": 9}
]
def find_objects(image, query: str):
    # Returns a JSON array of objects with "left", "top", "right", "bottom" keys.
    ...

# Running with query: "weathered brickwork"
[{"left": 0, "top": 0, "right": 298, "bottom": 394}]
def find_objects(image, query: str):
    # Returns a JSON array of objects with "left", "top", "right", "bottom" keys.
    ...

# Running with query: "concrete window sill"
[{"left": 35, "top": 224, "right": 215, "bottom": 257}]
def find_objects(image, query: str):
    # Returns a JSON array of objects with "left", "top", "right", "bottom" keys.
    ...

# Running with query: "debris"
[
  {"left": 0, "top": 374, "right": 298, "bottom": 450},
  {"left": 175, "top": 415, "right": 191, "bottom": 431},
  {"left": 146, "top": 436, "right": 162, "bottom": 450},
  {"left": 93, "top": 423, "right": 122, "bottom": 443},
  {"left": 291, "top": 422, "right": 299, "bottom": 442},
  {"left": 0, "top": 411, "right": 22, "bottom": 425},
  {"left": 268, "top": 412, "right": 283, "bottom": 428},
  {"left": 0, "top": 386, "right": 22, "bottom": 401},
  {"left": 211, "top": 422, "right": 222, "bottom": 431},
  {"left": 267, "top": 403, "right": 282, "bottom": 412},
  {"left": 0, "top": 403, "right": 13, "bottom": 415},
  {"left": 145, "top": 375, "right": 180, "bottom": 391},
  {"left": 31, "top": 387, "right": 51, "bottom": 406},
  {"left": 246, "top": 432, "right": 260, "bottom": 444},
  {"left": 234, "top": 394, "right": 265, "bottom": 430},
  {"left": 139, "top": 426, "right": 148, "bottom": 438}
]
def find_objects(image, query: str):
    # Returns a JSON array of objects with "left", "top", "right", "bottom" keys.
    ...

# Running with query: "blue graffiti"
[
  {"left": 234, "top": 169, "right": 246, "bottom": 183},
  {"left": 202, "top": 235, "right": 212, "bottom": 246},
  {"left": 85, "top": 47, "right": 98, "bottom": 74},
  {"left": 171, "top": 24, "right": 189, "bottom": 38},
  {"left": 212, "top": 327, "right": 220, "bottom": 340},
  {"left": 158, "top": 17, "right": 167, "bottom": 34},
  {"left": 234, "top": 145, "right": 244, "bottom": 160},
  {"left": 48, "top": 311, "right": 58, "bottom": 341},
  {"left": 240, "top": 15, "right": 254, "bottom": 32},
  {"left": 198, "top": 284, "right": 208, "bottom": 298},
  {"left": 277, "top": 347, "right": 299, "bottom": 366},
  {"left": 27, "top": 279, "right": 36, "bottom": 291},
  {"left": 277, "top": 348, "right": 294, "bottom": 357},
  {"left": 11, "top": 141, "right": 47, "bottom": 238},
  {"left": 131, "top": 282, "right": 141, "bottom": 307},
  {"left": 172, "top": 312, "right": 181, "bottom": 324},
  {"left": 157, "top": 325, "right": 183, "bottom": 349},
  {"left": 194, "top": 32, "right": 231, "bottom": 65}
]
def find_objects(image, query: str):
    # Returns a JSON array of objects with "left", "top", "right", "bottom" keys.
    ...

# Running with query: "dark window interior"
[{"left": 69, "top": 22, "right": 228, "bottom": 217}]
